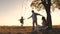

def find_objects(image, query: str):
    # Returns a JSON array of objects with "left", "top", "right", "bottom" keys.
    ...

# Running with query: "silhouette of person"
[
  {"left": 28, "top": 10, "right": 43, "bottom": 31},
  {"left": 42, "top": 16, "right": 48, "bottom": 30},
  {"left": 19, "top": 16, "right": 24, "bottom": 26}
]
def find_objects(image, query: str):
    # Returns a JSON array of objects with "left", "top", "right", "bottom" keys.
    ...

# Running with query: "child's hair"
[
  {"left": 32, "top": 10, "right": 34, "bottom": 13},
  {"left": 21, "top": 16, "right": 23, "bottom": 19}
]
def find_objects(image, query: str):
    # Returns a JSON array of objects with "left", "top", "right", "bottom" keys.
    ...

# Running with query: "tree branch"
[
  {"left": 48, "top": 0, "right": 51, "bottom": 6},
  {"left": 41, "top": 0, "right": 47, "bottom": 7}
]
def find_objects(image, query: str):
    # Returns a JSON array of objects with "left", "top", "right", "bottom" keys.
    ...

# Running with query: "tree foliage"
[
  {"left": 54, "top": 0, "right": 60, "bottom": 9},
  {"left": 31, "top": 0, "right": 60, "bottom": 11}
]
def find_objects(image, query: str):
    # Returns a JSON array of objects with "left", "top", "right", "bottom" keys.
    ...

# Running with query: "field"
[{"left": 0, "top": 25, "right": 60, "bottom": 34}]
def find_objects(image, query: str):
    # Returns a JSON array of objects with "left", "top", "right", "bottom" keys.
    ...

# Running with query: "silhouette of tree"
[
  {"left": 54, "top": 0, "right": 60, "bottom": 9},
  {"left": 30, "top": 0, "right": 60, "bottom": 30}
]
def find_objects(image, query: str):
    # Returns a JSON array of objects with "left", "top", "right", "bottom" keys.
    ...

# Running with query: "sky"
[{"left": 0, "top": 0, "right": 60, "bottom": 26}]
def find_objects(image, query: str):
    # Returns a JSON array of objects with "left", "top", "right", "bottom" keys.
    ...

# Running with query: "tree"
[
  {"left": 30, "top": 0, "right": 60, "bottom": 30},
  {"left": 54, "top": 0, "right": 60, "bottom": 9}
]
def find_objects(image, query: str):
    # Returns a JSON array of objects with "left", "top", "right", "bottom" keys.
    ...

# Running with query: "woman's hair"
[
  {"left": 42, "top": 16, "right": 48, "bottom": 26},
  {"left": 42, "top": 17, "right": 45, "bottom": 20}
]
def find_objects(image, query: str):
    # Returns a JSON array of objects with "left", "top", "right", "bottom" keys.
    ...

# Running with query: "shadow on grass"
[{"left": 30, "top": 28, "right": 60, "bottom": 34}]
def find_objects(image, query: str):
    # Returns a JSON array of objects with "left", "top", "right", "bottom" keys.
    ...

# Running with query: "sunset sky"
[{"left": 0, "top": 0, "right": 60, "bottom": 26}]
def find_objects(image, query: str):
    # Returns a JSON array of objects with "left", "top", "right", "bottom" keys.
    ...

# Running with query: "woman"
[{"left": 42, "top": 17, "right": 48, "bottom": 30}]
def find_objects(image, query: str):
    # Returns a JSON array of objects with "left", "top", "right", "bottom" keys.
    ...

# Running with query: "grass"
[{"left": 0, "top": 26, "right": 60, "bottom": 34}]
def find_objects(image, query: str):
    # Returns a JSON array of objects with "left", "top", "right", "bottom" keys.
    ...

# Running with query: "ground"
[{"left": 0, "top": 25, "right": 60, "bottom": 34}]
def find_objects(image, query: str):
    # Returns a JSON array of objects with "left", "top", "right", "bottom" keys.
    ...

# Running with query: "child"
[
  {"left": 28, "top": 10, "right": 43, "bottom": 31},
  {"left": 19, "top": 16, "right": 24, "bottom": 26}
]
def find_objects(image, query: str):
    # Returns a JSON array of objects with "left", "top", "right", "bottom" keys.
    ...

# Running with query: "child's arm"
[
  {"left": 36, "top": 13, "right": 43, "bottom": 16},
  {"left": 28, "top": 15, "right": 32, "bottom": 19},
  {"left": 18, "top": 19, "right": 20, "bottom": 21}
]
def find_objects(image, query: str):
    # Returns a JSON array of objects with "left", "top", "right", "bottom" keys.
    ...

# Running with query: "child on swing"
[{"left": 19, "top": 16, "right": 24, "bottom": 26}]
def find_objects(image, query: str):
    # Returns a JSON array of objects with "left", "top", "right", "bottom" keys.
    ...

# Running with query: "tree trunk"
[
  {"left": 46, "top": 10, "right": 52, "bottom": 29},
  {"left": 41, "top": 0, "right": 52, "bottom": 34},
  {"left": 41, "top": 0, "right": 52, "bottom": 30},
  {"left": 45, "top": 6, "right": 52, "bottom": 30}
]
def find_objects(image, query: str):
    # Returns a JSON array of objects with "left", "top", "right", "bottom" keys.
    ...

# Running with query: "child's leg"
[
  {"left": 33, "top": 22, "right": 34, "bottom": 30},
  {"left": 21, "top": 23, "right": 23, "bottom": 26},
  {"left": 36, "top": 21, "right": 37, "bottom": 26}
]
